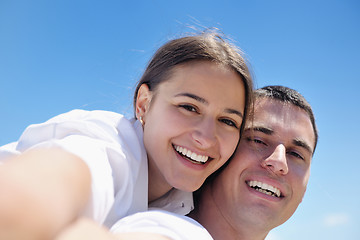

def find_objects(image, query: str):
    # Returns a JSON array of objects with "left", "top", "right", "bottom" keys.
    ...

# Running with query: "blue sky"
[{"left": 1, "top": 0, "right": 359, "bottom": 239}]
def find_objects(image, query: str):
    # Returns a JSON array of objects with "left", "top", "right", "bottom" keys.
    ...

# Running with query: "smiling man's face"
[{"left": 212, "top": 97, "right": 315, "bottom": 232}]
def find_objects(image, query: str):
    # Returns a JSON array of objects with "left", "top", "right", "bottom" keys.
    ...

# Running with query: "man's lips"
[{"left": 246, "top": 180, "right": 282, "bottom": 198}]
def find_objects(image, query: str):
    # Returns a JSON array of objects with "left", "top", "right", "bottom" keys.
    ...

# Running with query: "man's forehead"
[
  {"left": 248, "top": 98, "right": 315, "bottom": 152},
  {"left": 252, "top": 99, "right": 295, "bottom": 124}
]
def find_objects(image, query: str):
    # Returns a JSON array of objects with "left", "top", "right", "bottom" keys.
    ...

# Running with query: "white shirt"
[
  {"left": 111, "top": 210, "right": 213, "bottom": 240},
  {"left": 0, "top": 109, "right": 193, "bottom": 227}
]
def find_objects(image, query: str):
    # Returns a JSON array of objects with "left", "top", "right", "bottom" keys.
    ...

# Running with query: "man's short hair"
[{"left": 255, "top": 85, "right": 318, "bottom": 153}]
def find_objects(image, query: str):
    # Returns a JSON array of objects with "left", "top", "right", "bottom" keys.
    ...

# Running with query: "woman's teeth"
[{"left": 174, "top": 145, "right": 209, "bottom": 164}]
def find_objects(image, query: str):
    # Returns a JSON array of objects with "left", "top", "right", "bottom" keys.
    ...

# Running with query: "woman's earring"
[{"left": 139, "top": 116, "right": 144, "bottom": 126}]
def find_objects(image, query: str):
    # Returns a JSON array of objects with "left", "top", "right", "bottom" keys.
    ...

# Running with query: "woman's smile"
[{"left": 140, "top": 61, "right": 246, "bottom": 193}]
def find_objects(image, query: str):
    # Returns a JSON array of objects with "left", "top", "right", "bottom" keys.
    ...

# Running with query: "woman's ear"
[{"left": 135, "top": 84, "right": 152, "bottom": 120}]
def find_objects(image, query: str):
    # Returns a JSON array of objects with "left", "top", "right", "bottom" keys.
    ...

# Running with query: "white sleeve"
[
  {"left": 110, "top": 210, "right": 213, "bottom": 240},
  {"left": 0, "top": 142, "right": 19, "bottom": 164},
  {"left": 0, "top": 110, "right": 144, "bottom": 224}
]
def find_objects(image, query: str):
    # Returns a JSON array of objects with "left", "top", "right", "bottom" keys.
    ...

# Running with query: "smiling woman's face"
[{"left": 137, "top": 61, "right": 246, "bottom": 195}]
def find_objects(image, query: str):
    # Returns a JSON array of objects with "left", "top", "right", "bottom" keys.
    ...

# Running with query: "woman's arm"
[
  {"left": 0, "top": 148, "right": 91, "bottom": 240},
  {"left": 55, "top": 218, "right": 171, "bottom": 240}
]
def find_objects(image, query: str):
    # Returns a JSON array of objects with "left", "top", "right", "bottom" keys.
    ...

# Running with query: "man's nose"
[{"left": 261, "top": 144, "right": 289, "bottom": 175}]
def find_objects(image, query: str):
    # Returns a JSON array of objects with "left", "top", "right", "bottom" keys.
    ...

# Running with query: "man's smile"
[{"left": 246, "top": 180, "right": 282, "bottom": 198}]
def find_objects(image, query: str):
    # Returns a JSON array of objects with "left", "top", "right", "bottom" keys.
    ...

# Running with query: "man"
[
  {"left": 188, "top": 85, "right": 318, "bottom": 239},
  {"left": 58, "top": 85, "right": 318, "bottom": 240}
]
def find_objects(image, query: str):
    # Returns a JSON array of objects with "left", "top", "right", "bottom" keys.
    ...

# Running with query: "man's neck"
[{"left": 189, "top": 182, "right": 268, "bottom": 240}]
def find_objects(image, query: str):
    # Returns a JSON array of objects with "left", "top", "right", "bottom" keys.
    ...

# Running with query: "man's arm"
[{"left": 0, "top": 148, "right": 91, "bottom": 240}]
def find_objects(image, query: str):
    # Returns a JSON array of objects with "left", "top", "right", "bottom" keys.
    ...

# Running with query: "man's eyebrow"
[
  {"left": 175, "top": 92, "right": 243, "bottom": 118},
  {"left": 245, "top": 125, "right": 314, "bottom": 154},
  {"left": 293, "top": 139, "right": 313, "bottom": 154},
  {"left": 246, "top": 126, "right": 274, "bottom": 135}
]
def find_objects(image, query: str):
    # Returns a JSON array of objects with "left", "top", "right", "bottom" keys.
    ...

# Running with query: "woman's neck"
[{"left": 147, "top": 159, "right": 173, "bottom": 202}]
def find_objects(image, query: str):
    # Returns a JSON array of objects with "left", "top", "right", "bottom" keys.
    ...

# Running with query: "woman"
[{"left": 0, "top": 29, "right": 253, "bottom": 240}]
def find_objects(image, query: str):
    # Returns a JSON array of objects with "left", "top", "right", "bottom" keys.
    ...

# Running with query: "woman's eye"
[
  {"left": 179, "top": 104, "right": 198, "bottom": 113},
  {"left": 220, "top": 119, "right": 238, "bottom": 129}
]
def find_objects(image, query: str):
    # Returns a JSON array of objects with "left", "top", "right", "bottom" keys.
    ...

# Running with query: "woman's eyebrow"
[
  {"left": 175, "top": 92, "right": 243, "bottom": 118},
  {"left": 175, "top": 93, "right": 207, "bottom": 104},
  {"left": 225, "top": 109, "right": 243, "bottom": 119}
]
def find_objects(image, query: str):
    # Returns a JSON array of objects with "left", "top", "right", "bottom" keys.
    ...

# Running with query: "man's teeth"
[
  {"left": 248, "top": 180, "right": 281, "bottom": 198},
  {"left": 174, "top": 145, "right": 209, "bottom": 164}
]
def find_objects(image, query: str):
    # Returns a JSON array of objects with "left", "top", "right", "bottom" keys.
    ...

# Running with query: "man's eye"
[
  {"left": 179, "top": 104, "right": 198, "bottom": 113},
  {"left": 246, "top": 137, "right": 266, "bottom": 146},
  {"left": 220, "top": 119, "right": 238, "bottom": 129},
  {"left": 288, "top": 151, "right": 304, "bottom": 160},
  {"left": 254, "top": 138, "right": 265, "bottom": 145}
]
